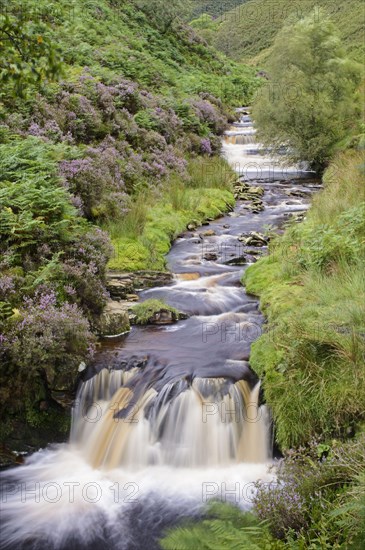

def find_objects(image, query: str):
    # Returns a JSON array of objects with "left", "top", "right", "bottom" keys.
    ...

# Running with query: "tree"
[
  {"left": 252, "top": 10, "right": 362, "bottom": 173},
  {"left": 0, "top": 2, "right": 62, "bottom": 99}
]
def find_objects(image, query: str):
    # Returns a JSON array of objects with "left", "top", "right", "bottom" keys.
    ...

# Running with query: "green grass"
[
  {"left": 243, "top": 151, "right": 365, "bottom": 449},
  {"left": 210, "top": 0, "right": 365, "bottom": 65},
  {"left": 107, "top": 157, "right": 236, "bottom": 271}
]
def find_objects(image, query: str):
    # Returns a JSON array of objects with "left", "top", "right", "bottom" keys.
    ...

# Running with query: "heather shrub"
[
  {"left": 254, "top": 436, "right": 365, "bottom": 546},
  {"left": 0, "top": 290, "right": 95, "bottom": 416},
  {"left": 191, "top": 98, "right": 227, "bottom": 135},
  {"left": 136, "top": 106, "right": 182, "bottom": 143},
  {"left": 59, "top": 143, "right": 129, "bottom": 221}
]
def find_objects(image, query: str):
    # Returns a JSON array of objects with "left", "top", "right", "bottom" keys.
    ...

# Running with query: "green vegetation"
[
  {"left": 132, "top": 299, "right": 179, "bottom": 325},
  {"left": 252, "top": 12, "right": 362, "bottom": 171},
  {"left": 107, "top": 157, "right": 235, "bottom": 271},
  {"left": 0, "top": 1, "right": 62, "bottom": 97},
  {"left": 209, "top": 0, "right": 365, "bottom": 64},
  {"left": 244, "top": 150, "right": 365, "bottom": 449},
  {"left": 191, "top": 0, "right": 247, "bottom": 20},
  {"left": 162, "top": 437, "right": 365, "bottom": 549},
  {"left": 161, "top": 502, "right": 269, "bottom": 550},
  {"left": 0, "top": 0, "right": 257, "bottom": 444}
]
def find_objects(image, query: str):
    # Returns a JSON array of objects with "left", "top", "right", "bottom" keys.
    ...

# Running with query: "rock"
[
  {"left": 201, "top": 229, "right": 216, "bottom": 237},
  {"left": 126, "top": 294, "right": 139, "bottom": 302},
  {"left": 106, "top": 271, "right": 173, "bottom": 300},
  {"left": 187, "top": 223, "right": 197, "bottom": 231},
  {"left": 244, "top": 247, "right": 264, "bottom": 257},
  {"left": 97, "top": 300, "right": 131, "bottom": 336},
  {"left": 234, "top": 182, "right": 264, "bottom": 201},
  {"left": 285, "top": 189, "right": 310, "bottom": 198},
  {"left": 238, "top": 231, "right": 269, "bottom": 247},
  {"left": 144, "top": 308, "right": 187, "bottom": 325},
  {"left": 249, "top": 186, "right": 265, "bottom": 196},
  {"left": 224, "top": 256, "right": 247, "bottom": 266},
  {"left": 244, "top": 201, "right": 265, "bottom": 212},
  {"left": 178, "top": 312, "right": 189, "bottom": 320},
  {"left": 78, "top": 361, "right": 86, "bottom": 372},
  {"left": 203, "top": 253, "right": 218, "bottom": 261},
  {"left": 149, "top": 309, "right": 177, "bottom": 325},
  {"left": 223, "top": 224, "right": 230, "bottom": 229}
]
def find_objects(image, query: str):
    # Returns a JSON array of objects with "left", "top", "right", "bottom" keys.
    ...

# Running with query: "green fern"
[{"left": 160, "top": 502, "right": 274, "bottom": 550}]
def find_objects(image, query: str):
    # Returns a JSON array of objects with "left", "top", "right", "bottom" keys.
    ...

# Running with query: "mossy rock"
[{"left": 132, "top": 299, "right": 186, "bottom": 325}]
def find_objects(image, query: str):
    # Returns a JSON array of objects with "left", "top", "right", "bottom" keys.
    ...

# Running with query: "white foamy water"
[
  {"left": 1, "top": 446, "right": 274, "bottom": 549},
  {"left": 222, "top": 112, "right": 312, "bottom": 179}
]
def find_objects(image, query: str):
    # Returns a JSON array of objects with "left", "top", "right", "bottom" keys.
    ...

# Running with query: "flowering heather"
[
  {"left": 200, "top": 138, "right": 212, "bottom": 155},
  {"left": 192, "top": 99, "right": 227, "bottom": 134},
  {"left": 1, "top": 291, "right": 96, "bottom": 392},
  {"left": 253, "top": 439, "right": 365, "bottom": 543},
  {"left": 0, "top": 276, "right": 15, "bottom": 300},
  {"left": 59, "top": 146, "right": 128, "bottom": 220},
  {"left": 254, "top": 477, "right": 307, "bottom": 539}
]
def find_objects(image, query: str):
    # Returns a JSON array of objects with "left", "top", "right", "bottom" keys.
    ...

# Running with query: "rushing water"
[{"left": 0, "top": 111, "right": 319, "bottom": 549}]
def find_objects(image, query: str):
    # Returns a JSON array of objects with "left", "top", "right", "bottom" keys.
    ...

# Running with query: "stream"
[{"left": 0, "top": 111, "right": 320, "bottom": 550}]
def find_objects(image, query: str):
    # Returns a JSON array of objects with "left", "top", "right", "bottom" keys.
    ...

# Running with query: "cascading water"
[
  {"left": 0, "top": 110, "right": 319, "bottom": 550},
  {"left": 222, "top": 108, "right": 312, "bottom": 179},
  {"left": 71, "top": 373, "right": 269, "bottom": 470}
]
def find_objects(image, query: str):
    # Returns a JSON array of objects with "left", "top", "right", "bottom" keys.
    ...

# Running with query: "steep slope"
[
  {"left": 211, "top": 0, "right": 365, "bottom": 64},
  {"left": 0, "top": 0, "right": 258, "bottom": 448},
  {"left": 191, "top": 0, "right": 247, "bottom": 19}
]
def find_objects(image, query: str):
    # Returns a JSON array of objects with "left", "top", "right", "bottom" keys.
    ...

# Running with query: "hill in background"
[{"left": 209, "top": 0, "right": 365, "bottom": 64}]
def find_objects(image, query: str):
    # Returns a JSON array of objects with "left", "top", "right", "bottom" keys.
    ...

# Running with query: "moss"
[
  {"left": 108, "top": 238, "right": 151, "bottom": 271},
  {"left": 244, "top": 257, "right": 303, "bottom": 319},
  {"left": 249, "top": 334, "right": 284, "bottom": 379},
  {"left": 132, "top": 299, "right": 179, "bottom": 325}
]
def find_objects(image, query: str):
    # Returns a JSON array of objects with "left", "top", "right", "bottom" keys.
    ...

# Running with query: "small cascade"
[
  {"left": 0, "top": 104, "right": 321, "bottom": 550},
  {"left": 222, "top": 110, "right": 313, "bottom": 179},
  {"left": 71, "top": 370, "right": 270, "bottom": 470}
]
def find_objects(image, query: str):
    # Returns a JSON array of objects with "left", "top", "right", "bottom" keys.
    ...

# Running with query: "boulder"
[
  {"left": 201, "top": 229, "right": 216, "bottom": 237},
  {"left": 238, "top": 231, "right": 269, "bottom": 247},
  {"left": 97, "top": 300, "right": 131, "bottom": 337},
  {"left": 203, "top": 252, "right": 218, "bottom": 261},
  {"left": 149, "top": 309, "right": 177, "bottom": 325},
  {"left": 224, "top": 256, "right": 247, "bottom": 266},
  {"left": 106, "top": 271, "right": 173, "bottom": 300}
]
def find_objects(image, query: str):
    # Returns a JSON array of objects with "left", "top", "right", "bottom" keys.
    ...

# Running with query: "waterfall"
[{"left": 71, "top": 371, "right": 270, "bottom": 470}]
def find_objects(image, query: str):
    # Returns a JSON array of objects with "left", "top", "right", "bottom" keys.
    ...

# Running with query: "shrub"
[
  {"left": 0, "top": 290, "right": 95, "bottom": 415},
  {"left": 254, "top": 436, "right": 365, "bottom": 546},
  {"left": 59, "top": 143, "right": 128, "bottom": 221}
]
